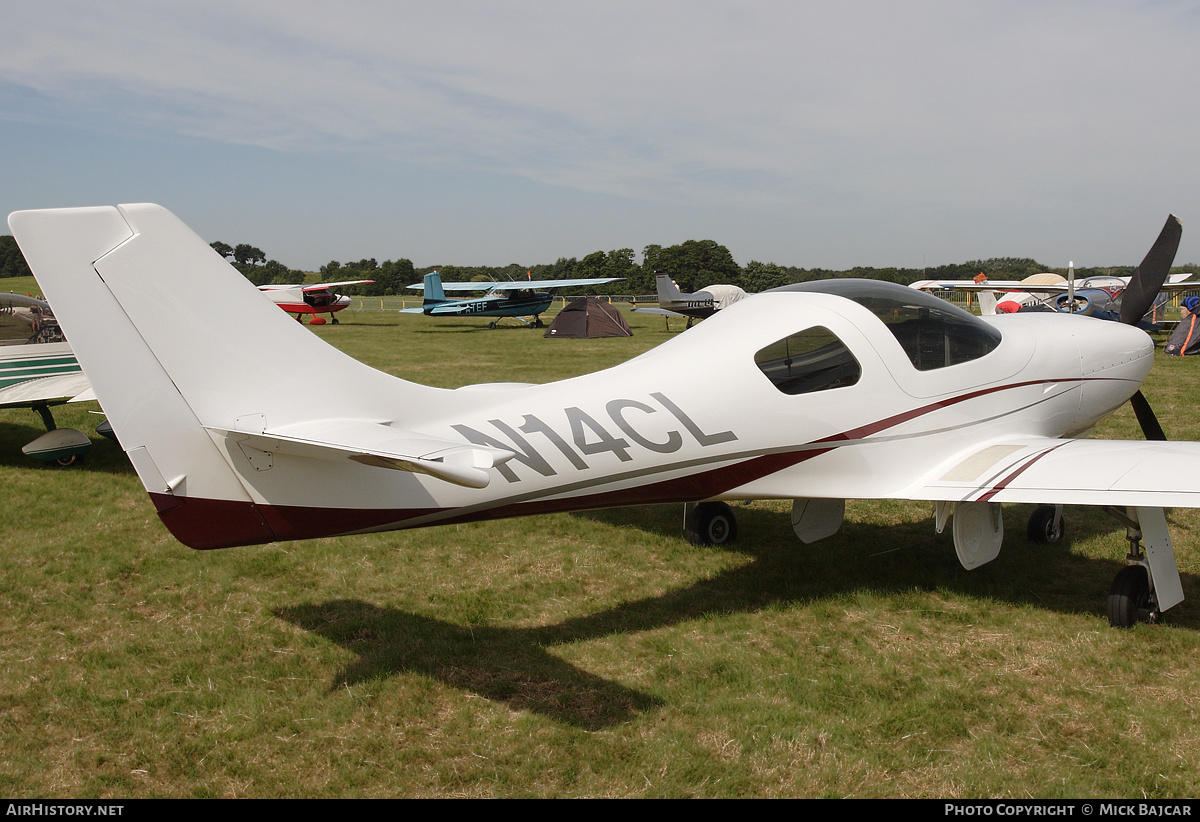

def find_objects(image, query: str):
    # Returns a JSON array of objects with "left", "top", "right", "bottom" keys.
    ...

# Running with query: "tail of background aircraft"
[
  {"left": 8, "top": 204, "right": 494, "bottom": 549},
  {"left": 654, "top": 272, "right": 687, "bottom": 302},
  {"left": 422, "top": 271, "right": 448, "bottom": 310}
]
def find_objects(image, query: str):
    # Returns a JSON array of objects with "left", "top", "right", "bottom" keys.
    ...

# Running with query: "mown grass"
[{"left": 2, "top": 307, "right": 1200, "bottom": 797}]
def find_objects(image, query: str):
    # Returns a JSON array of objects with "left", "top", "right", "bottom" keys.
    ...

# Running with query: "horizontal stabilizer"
[
  {"left": 0, "top": 372, "right": 92, "bottom": 407},
  {"left": 207, "top": 419, "right": 515, "bottom": 489},
  {"left": 632, "top": 306, "right": 687, "bottom": 318}
]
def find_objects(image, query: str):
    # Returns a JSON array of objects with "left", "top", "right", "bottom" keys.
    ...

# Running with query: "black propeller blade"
[
  {"left": 1119, "top": 214, "right": 1182, "bottom": 325},
  {"left": 1130, "top": 390, "right": 1168, "bottom": 441},
  {"left": 1119, "top": 215, "right": 1181, "bottom": 441}
]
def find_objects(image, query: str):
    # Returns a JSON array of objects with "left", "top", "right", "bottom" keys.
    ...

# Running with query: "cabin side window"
[{"left": 754, "top": 326, "right": 861, "bottom": 395}]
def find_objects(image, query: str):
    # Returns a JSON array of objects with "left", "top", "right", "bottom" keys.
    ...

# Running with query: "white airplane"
[
  {"left": 8, "top": 205, "right": 1198, "bottom": 629},
  {"left": 0, "top": 292, "right": 93, "bottom": 464},
  {"left": 258, "top": 280, "right": 374, "bottom": 324},
  {"left": 634, "top": 273, "right": 747, "bottom": 327}
]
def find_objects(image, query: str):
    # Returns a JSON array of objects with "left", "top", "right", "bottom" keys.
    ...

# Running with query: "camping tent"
[{"left": 544, "top": 297, "right": 632, "bottom": 338}]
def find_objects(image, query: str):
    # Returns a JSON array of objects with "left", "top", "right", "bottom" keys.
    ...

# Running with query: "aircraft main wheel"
[
  {"left": 52, "top": 453, "right": 82, "bottom": 468},
  {"left": 688, "top": 501, "right": 737, "bottom": 546},
  {"left": 1026, "top": 505, "right": 1064, "bottom": 544},
  {"left": 1107, "top": 565, "right": 1152, "bottom": 628},
  {"left": 533, "top": 319, "right": 544, "bottom": 328},
  {"left": 331, "top": 317, "right": 339, "bottom": 325},
  {"left": 489, "top": 321, "right": 498, "bottom": 329}
]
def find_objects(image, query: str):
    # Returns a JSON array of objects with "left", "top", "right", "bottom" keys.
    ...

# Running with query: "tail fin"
[
  {"left": 654, "top": 272, "right": 686, "bottom": 302},
  {"left": 423, "top": 270, "right": 447, "bottom": 309},
  {"left": 8, "top": 204, "right": 500, "bottom": 549}
]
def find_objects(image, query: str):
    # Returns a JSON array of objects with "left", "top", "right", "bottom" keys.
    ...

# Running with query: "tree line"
[{"left": 2, "top": 234, "right": 1195, "bottom": 297}]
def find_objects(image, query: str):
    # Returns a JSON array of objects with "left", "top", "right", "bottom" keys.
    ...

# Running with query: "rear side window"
[{"left": 755, "top": 326, "right": 861, "bottom": 395}]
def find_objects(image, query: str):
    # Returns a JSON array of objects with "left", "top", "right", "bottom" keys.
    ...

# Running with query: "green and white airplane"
[{"left": 0, "top": 293, "right": 93, "bottom": 465}]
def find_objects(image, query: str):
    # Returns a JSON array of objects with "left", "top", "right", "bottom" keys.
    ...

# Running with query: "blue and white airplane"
[{"left": 405, "top": 271, "right": 624, "bottom": 328}]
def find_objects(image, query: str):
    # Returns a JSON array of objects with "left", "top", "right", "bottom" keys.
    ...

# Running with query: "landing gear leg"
[
  {"left": 1103, "top": 506, "right": 1183, "bottom": 627},
  {"left": 684, "top": 501, "right": 738, "bottom": 546}
]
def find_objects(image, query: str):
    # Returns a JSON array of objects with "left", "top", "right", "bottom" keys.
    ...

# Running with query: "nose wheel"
[
  {"left": 1102, "top": 506, "right": 1181, "bottom": 628},
  {"left": 1108, "top": 564, "right": 1155, "bottom": 628}
]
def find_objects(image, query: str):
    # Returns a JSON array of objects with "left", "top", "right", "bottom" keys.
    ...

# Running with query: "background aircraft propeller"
[{"left": 1118, "top": 215, "right": 1181, "bottom": 441}]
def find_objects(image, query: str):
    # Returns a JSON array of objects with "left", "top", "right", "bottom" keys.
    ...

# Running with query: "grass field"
[{"left": 3, "top": 304, "right": 1200, "bottom": 798}]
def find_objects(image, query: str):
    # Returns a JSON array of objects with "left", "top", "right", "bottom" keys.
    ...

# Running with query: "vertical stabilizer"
[
  {"left": 8, "top": 204, "right": 451, "bottom": 548},
  {"left": 423, "top": 271, "right": 447, "bottom": 307},
  {"left": 654, "top": 272, "right": 687, "bottom": 301}
]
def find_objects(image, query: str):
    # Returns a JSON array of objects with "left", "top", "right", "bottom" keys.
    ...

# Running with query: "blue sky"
[{"left": 4, "top": 1, "right": 1200, "bottom": 271}]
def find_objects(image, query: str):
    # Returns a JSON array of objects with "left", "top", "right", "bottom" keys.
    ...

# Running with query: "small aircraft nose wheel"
[
  {"left": 533, "top": 319, "right": 544, "bottom": 328},
  {"left": 686, "top": 501, "right": 738, "bottom": 546},
  {"left": 1026, "top": 505, "right": 1065, "bottom": 544},
  {"left": 1107, "top": 565, "right": 1157, "bottom": 628},
  {"left": 489, "top": 321, "right": 498, "bottom": 329}
]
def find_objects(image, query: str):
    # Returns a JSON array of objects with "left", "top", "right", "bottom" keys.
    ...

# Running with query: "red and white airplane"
[
  {"left": 8, "top": 205, "right": 1196, "bottom": 628},
  {"left": 257, "top": 280, "right": 373, "bottom": 324}
]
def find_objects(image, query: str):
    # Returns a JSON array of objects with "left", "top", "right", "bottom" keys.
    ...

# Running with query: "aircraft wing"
[
  {"left": 205, "top": 419, "right": 516, "bottom": 489},
  {"left": 910, "top": 280, "right": 1026, "bottom": 291},
  {"left": 258, "top": 280, "right": 374, "bottom": 292},
  {"left": 909, "top": 437, "right": 1200, "bottom": 508},
  {"left": 408, "top": 277, "right": 624, "bottom": 292},
  {"left": 0, "top": 372, "right": 92, "bottom": 408}
]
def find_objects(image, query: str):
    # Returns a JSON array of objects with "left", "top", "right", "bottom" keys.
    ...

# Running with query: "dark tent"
[
  {"left": 544, "top": 297, "right": 632, "bottom": 338},
  {"left": 1166, "top": 313, "right": 1200, "bottom": 355}
]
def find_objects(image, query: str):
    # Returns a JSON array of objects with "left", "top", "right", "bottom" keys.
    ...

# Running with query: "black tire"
[
  {"left": 1107, "top": 565, "right": 1151, "bottom": 628},
  {"left": 52, "top": 453, "right": 82, "bottom": 468},
  {"left": 1027, "top": 505, "right": 1064, "bottom": 544},
  {"left": 688, "top": 501, "right": 738, "bottom": 546}
]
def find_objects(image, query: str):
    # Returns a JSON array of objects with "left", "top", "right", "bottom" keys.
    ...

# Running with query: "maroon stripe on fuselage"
[{"left": 152, "top": 376, "right": 1112, "bottom": 549}]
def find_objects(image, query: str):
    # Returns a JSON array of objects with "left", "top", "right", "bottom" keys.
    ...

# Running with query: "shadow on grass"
[
  {"left": 273, "top": 494, "right": 1200, "bottom": 729},
  {"left": 275, "top": 600, "right": 663, "bottom": 730},
  {"left": 574, "top": 502, "right": 1200, "bottom": 631}
]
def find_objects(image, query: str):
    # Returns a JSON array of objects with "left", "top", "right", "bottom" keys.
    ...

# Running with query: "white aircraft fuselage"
[{"left": 8, "top": 204, "right": 1190, "bottom": 626}]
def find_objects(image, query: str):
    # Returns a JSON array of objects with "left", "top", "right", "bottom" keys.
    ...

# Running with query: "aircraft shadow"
[
  {"left": 274, "top": 502, "right": 1200, "bottom": 729},
  {"left": 574, "top": 503, "right": 1200, "bottom": 630},
  {"left": 274, "top": 600, "right": 663, "bottom": 730}
]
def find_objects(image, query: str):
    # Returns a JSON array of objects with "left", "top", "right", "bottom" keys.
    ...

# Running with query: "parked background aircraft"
[
  {"left": 258, "top": 280, "right": 374, "bottom": 324},
  {"left": 911, "top": 270, "right": 1194, "bottom": 325},
  {"left": 404, "top": 271, "right": 625, "bottom": 328},
  {"left": 10, "top": 205, "right": 1196, "bottom": 629},
  {"left": 0, "top": 293, "right": 92, "bottom": 465},
  {"left": 634, "top": 272, "right": 747, "bottom": 327}
]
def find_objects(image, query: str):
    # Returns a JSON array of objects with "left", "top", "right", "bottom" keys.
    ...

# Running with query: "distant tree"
[
  {"left": 210, "top": 241, "right": 234, "bottom": 260},
  {"left": 644, "top": 240, "right": 739, "bottom": 292},
  {"left": 233, "top": 244, "right": 266, "bottom": 267},
  {"left": 0, "top": 236, "right": 32, "bottom": 278},
  {"left": 741, "top": 261, "right": 790, "bottom": 293}
]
